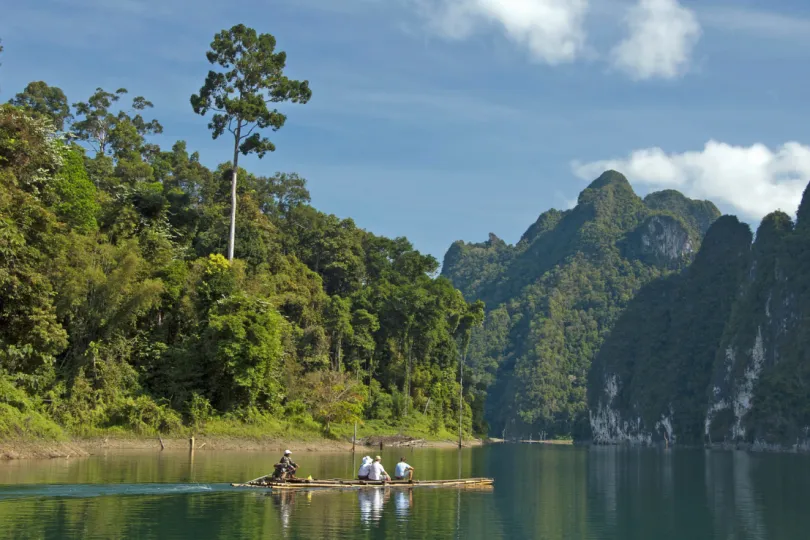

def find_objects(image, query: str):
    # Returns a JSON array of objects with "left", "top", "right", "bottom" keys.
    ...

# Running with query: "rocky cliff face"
[
  {"left": 705, "top": 209, "right": 810, "bottom": 450},
  {"left": 589, "top": 216, "right": 753, "bottom": 445},
  {"left": 589, "top": 181, "right": 810, "bottom": 450},
  {"left": 442, "top": 170, "right": 720, "bottom": 437},
  {"left": 623, "top": 214, "right": 695, "bottom": 269}
]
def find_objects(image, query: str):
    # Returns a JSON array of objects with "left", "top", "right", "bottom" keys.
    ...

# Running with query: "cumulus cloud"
[
  {"left": 571, "top": 141, "right": 810, "bottom": 221},
  {"left": 611, "top": 0, "right": 701, "bottom": 80},
  {"left": 413, "top": 0, "right": 589, "bottom": 65}
]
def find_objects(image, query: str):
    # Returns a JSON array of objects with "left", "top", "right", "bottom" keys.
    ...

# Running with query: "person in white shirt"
[
  {"left": 368, "top": 456, "right": 390, "bottom": 481},
  {"left": 393, "top": 457, "right": 414, "bottom": 481},
  {"left": 357, "top": 456, "right": 373, "bottom": 480}
]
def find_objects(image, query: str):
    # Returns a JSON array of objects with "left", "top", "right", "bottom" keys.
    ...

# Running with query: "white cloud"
[
  {"left": 414, "top": 0, "right": 590, "bottom": 65},
  {"left": 611, "top": 0, "right": 701, "bottom": 80},
  {"left": 571, "top": 141, "right": 810, "bottom": 221}
]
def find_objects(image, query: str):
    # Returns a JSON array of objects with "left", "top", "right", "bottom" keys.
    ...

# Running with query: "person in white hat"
[
  {"left": 274, "top": 449, "right": 298, "bottom": 480},
  {"left": 368, "top": 455, "right": 390, "bottom": 482},
  {"left": 358, "top": 456, "right": 373, "bottom": 480}
]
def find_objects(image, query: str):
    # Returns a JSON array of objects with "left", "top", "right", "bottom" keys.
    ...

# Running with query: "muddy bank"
[
  {"left": 1, "top": 435, "right": 484, "bottom": 460},
  {"left": 0, "top": 440, "right": 90, "bottom": 460}
]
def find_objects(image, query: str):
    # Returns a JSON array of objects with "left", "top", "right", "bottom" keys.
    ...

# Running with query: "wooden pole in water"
[{"left": 352, "top": 421, "right": 357, "bottom": 453}]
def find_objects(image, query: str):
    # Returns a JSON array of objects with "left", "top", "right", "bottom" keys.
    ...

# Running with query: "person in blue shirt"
[{"left": 393, "top": 457, "right": 414, "bottom": 481}]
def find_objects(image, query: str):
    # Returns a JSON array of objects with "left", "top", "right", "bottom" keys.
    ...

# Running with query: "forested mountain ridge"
[
  {"left": 441, "top": 171, "right": 721, "bottom": 437},
  {"left": 0, "top": 35, "right": 484, "bottom": 441},
  {"left": 590, "top": 180, "right": 810, "bottom": 450}
]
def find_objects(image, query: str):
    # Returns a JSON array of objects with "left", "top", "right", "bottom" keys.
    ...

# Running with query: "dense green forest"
[
  {"left": 442, "top": 171, "right": 721, "bottom": 438},
  {"left": 0, "top": 28, "right": 484, "bottom": 441}
]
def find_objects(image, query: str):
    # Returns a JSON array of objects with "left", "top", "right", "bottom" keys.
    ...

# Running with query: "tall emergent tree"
[
  {"left": 10, "top": 81, "right": 72, "bottom": 130},
  {"left": 72, "top": 88, "right": 163, "bottom": 157},
  {"left": 191, "top": 24, "right": 312, "bottom": 261}
]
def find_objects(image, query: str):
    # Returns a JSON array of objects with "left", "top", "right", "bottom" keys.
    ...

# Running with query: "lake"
[{"left": 1, "top": 444, "right": 808, "bottom": 539}]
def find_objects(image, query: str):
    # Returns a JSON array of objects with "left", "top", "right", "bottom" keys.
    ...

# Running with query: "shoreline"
[{"left": 0, "top": 435, "right": 485, "bottom": 461}]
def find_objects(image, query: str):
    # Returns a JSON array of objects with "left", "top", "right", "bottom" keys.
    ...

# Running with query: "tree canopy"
[{"left": 0, "top": 29, "right": 479, "bottom": 441}]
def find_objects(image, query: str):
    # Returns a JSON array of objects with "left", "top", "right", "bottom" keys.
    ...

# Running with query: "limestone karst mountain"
[{"left": 441, "top": 171, "right": 720, "bottom": 437}]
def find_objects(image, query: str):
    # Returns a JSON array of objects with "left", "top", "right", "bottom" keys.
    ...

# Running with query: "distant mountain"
[{"left": 441, "top": 170, "right": 720, "bottom": 437}]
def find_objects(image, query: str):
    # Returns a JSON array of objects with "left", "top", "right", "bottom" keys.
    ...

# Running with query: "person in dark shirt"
[{"left": 274, "top": 449, "right": 298, "bottom": 480}]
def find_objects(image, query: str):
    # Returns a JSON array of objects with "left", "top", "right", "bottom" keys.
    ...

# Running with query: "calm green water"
[{"left": 1, "top": 444, "right": 808, "bottom": 539}]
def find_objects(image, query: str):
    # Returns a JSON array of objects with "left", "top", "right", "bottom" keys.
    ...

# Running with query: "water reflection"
[
  {"left": 270, "top": 490, "right": 297, "bottom": 530},
  {"left": 394, "top": 490, "right": 413, "bottom": 519},
  {"left": 359, "top": 488, "right": 390, "bottom": 525},
  {"left": 705, "top": 450, "right": 768, "bottom": 540},
  {"left": 268, "top": 485, "right": 415, "bottom": 531}
]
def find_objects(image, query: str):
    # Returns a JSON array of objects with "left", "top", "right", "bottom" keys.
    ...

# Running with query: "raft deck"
[{"left": 231, "top": 477, "right": 494, "bottom": 490}]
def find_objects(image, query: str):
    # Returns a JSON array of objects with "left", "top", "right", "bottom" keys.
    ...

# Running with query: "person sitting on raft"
[
  {"left": 394, "top": 457, "right": 414, "bottom": 481},
  {"left": 273, "top": 449, "right": 298, "bottom": 480},
  {"left": 368, "top": 456, "right": 390, "bottom": 482},
  {"left": 358, "top": 456, "right": 373, "bottom": 480}
]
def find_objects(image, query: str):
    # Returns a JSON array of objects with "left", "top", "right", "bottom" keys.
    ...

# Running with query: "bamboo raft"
[{"left": 231, "top": 477, "right": 494, "bottom": 491}]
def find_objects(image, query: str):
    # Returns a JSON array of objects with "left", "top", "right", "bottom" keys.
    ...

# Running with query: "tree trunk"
[
  {"left": 404, "top": 339, "right": 412, "bottom": 417},
  {"left": 458, "top": 348, "right": 466, "bottom": 448},
  {"left": 228, "top": 123, "right": 242, "bottom": 262}
]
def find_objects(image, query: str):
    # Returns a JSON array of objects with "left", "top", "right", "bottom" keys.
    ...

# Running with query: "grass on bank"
[
  {"left": 0, "top": 395, "right": 474, "bottom": 444},
  {"left": 1, "top": 371, "right": 476, "bottom": 443},
  {"left": 0, "top": 378, "right": 66, "bottom": 441}
]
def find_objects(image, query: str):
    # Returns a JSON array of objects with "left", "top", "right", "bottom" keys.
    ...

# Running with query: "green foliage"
[
  {"left": 0, "top": 46, "right": 499, "bottom": 444},
  {"left": 303, "top": 370, "right": 366, "bottom": 434},
  {"left": 0, "top": 374, "right": 64, "bottom": 439},
  {"left": 191, "top": 24, "right": 312, "bottom": 261},
  {"left": 50, "top": 146, "right": 99, "bottom": 231},
  {"left": 643, "top": 189, "right": 720, "bottom": 235},
  {"left": 72, "top": 88, "right": 162, "bottom": 158},
  {"left": 202, "top": 294, "right": 287, "bottom": 411},
  {"left": 190, "top": 24, "right": 312, "bottom": 159},
  {"left": 10, "top": 81, "right": 72, "bottom": 130},
  {"left": 106, "top": 395, "right": 183, "bottom": 435}
]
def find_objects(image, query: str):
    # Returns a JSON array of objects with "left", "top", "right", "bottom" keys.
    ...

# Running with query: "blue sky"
[{"left": 3, "top": 0, "right": 810, "bottom": 260}]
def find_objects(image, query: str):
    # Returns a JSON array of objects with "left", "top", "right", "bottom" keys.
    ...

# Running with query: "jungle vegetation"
[{"left": 0, "top": 27, "right": 483, "bottom": 441}]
